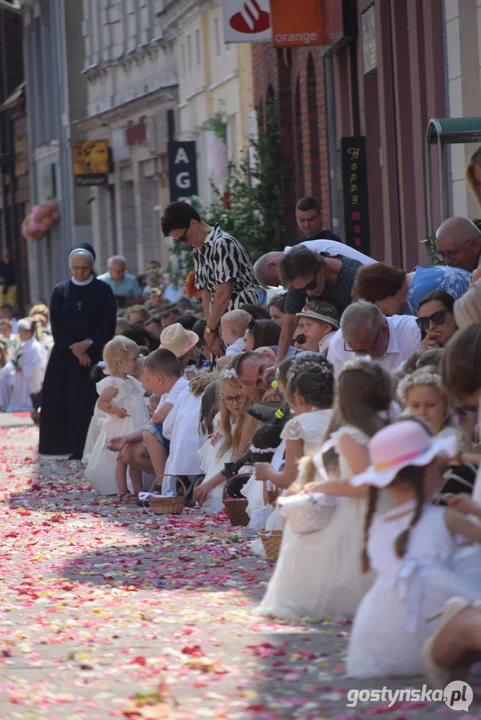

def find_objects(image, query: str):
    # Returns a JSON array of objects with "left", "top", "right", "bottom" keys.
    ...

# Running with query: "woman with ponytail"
[{"left": 347, "top": 420, "right": 481, "bottom": 685}]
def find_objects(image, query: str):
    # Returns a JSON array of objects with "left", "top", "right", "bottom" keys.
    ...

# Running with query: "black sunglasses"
[
  {"left": 173, "top": 226, "right": 190, "bottom": 244},
  {"left": 293, "top": 274, "right": 319, "bottom": 295},
  {"left": 416, "top": 310, "right": 448, "bottom": 333}
]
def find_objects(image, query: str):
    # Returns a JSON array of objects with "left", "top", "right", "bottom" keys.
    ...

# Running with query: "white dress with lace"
[
  {"left": 280, "top": 409, "right": 332, "bottom": 455},
  {"left": 85, "top": 376, "right": 149, "bottom": 496},
  {"left": 347, "top": 502, "right": 480, "bottom": 677},
  {"left": 198, "top": 414, "right": 234, "bottom": 515},
  {"left": 254, "top": 425, "right": 384, "bottom": 620}
]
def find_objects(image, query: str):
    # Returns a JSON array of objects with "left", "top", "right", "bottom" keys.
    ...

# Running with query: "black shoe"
[{"left": 67, "top": 454, "right": 82, "bottom": 461}]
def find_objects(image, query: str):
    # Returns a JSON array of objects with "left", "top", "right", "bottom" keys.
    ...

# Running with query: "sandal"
[
  {"left": 421, "top": 596, "right": 472, "bottom": 688},
  {"left": 116, "top": 491, "right": 133, "bottom": 505}
]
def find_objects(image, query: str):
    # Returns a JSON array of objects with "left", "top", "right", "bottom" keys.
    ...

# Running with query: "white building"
[
  {"left": 444, "top": 0, "right": 481, "bottom": 219},
  {"left": 158, "top": 0, "right": 254, "bottom": 207},
  {"left": 78, "top": 0, "right": 178, "bottom": 274}
]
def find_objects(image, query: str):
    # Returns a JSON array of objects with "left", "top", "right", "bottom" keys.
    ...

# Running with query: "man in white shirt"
[
  {"left": 327, "top": 300, "right": 421, "bottom": 378},
  {"left": 435, "top": 217, "right": 481, "bottom": 272}
]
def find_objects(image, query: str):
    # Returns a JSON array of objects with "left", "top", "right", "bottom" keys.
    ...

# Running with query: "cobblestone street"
[{"left": 0, "top": 415, "right": 480, "bottom": 720}]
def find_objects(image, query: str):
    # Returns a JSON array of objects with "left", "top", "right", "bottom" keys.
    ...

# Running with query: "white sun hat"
[
  {"left": 350, "top": 420, "right": 458, "bottom": 488},
  {"left": 160, "top": 323, "right": 199, "bottom": 358}
]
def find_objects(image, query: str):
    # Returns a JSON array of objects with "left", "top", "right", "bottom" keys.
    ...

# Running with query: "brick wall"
[{"left": 252, "top": 44, "right": 330, "bottom": 246}]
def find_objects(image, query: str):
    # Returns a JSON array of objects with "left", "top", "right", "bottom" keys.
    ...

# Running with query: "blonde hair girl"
[
  {"left": 398, "top": 368, "right": 471, "bottom": 452},
  {"left": 85, "top": 336, "right": 150, "bottom": 501},
  {"left": 194, "top": 369, "right": 260, "bottom": 512}
]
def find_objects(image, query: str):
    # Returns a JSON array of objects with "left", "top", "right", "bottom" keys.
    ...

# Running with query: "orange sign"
[{"left": 270, "top": 0, "right": 326, "bottom": 47}]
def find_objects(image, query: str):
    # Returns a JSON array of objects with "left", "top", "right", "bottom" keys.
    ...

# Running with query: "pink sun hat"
[
  {"left": 160, "top": 323, "right": 199, "bottom": 358},
  {"left": 350, "top": 420, "right": 458, "bottom": 488}
]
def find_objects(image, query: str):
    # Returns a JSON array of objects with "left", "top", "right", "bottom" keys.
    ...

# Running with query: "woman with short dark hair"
[
  {"left": 161, "top": 201, "right": 259, "bottom": 357},
  {"left": 244, "top": 319, "right": 281, "bottom": 351},
  {"left": 352, "top": 262, "right": 470, "bottom": 316}
]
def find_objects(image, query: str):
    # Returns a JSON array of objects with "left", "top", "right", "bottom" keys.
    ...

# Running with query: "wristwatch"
[{"left": 205, "top": 327, "right": 216, "bottom": 336}]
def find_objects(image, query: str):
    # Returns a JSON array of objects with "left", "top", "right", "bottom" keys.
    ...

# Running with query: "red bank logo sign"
[{"left": 223, "top": 0, "right": 272, "bottom": 43}]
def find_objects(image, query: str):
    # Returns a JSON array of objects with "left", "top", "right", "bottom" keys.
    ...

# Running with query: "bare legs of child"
[
  {"left": 115, "top": 456, "right": 143, "bottom": 503},
  {"left": 142, "top": 430, "right": 168, "bottom": 480},
  {"left": 422, "top": 598, "right": 481, "bottom": 688}
]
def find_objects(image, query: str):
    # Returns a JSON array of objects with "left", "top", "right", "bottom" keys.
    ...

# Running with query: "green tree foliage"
[{"left": 205, "top": 94, "right": 284, "bottom": 260}]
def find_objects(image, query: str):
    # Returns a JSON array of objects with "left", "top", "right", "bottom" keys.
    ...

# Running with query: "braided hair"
[
  {"left": 393, "top": 466, "right": 426, "bottom": 559},
  {"left": 286, "top": 355, "right": 334, "bottom": 410},
  {"left": 361, "top": 486, "right": 379, "bottom": 573}
]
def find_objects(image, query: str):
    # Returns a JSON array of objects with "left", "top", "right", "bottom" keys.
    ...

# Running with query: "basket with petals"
[
  {"left": 222, "top": 475, "right": 250, "bottom": 526},
  {"left": 149, "top": 475, "right": 187, "bottom": 515},
  {"left": 259, "top": 530, "right": 283, "bottom": 562},
  {"left": 277, "top": 492, "right": 338, "bottom": 534}
]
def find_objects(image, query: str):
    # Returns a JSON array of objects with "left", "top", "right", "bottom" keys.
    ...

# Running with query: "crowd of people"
[{"left": 4, "top": 193, "right": 481, "bottom": 687}]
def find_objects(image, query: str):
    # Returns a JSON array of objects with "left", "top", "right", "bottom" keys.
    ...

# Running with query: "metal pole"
[
  {"left": 438, "top": 137, "right": 446, "bottom": 223},
  {"left": 425, "top": 135, "right": 433, "bottom": 236}
]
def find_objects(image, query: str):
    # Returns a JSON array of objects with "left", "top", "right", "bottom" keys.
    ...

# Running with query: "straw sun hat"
[
  {"left": 160, "top": 322, "right": 199, "bottom": 358},
  {"left": 350, "top": 420, "right": 458, "bottom": 488}
]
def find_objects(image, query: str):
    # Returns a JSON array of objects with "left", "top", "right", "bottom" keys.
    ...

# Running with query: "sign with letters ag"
[{"left": 168, "top": 141, "right": 198, "bottom": 202}]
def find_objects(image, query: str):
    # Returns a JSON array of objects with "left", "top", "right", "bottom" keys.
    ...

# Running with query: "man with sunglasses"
[
  {"left": 327, "top": 300, "right": 421, "bottom": 378},
  {"left": 161, "top": 202, "right": 259, "bottom": 358},
  {"left": 274, "top": 245, "right": 363, "bottom": 361},
  {"left": 435, "top": 217, "right": 481, "bottom": 272}
]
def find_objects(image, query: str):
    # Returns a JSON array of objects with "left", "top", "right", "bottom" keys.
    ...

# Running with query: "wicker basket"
[
  {"left": 259, "top": 530, "right": 283, "bottom": 562},
  {"left": 222, "top": 475, "right": 250, "bottom": 527},
  {"left": 149, "top": 475, "right": 187, "bottom": 515}
]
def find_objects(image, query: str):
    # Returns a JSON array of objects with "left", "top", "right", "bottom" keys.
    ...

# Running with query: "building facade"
[
  {"left": 0, "top": 0, "right": 30, "bottom": 308},
  {"left": 252, "top": 0, "right": 447, "bottom": 268},
  {"left": 443, "top": 0, "right": 481, "bottom": 220},
  {"left": 159, "top": 0, "right": 254, "bottom": 207},
  {"left": 22, "top": 0, "right": 91, "bottom": 301},
  {"left": 78, "top": 0, "right": 178, "bottom": 275}
]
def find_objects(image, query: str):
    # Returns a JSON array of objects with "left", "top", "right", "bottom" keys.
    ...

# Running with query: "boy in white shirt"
[{"left": 221, "top": 309, "right": 251, "bottom": 357}]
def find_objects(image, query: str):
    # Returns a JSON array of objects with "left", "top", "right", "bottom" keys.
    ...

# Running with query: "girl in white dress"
[
  {"left": 7, "top": 319, "right": 47, "bottom": 412},
  {"left": 195, "top": 369, "right": 260, "bottom": 513},
  {"left": 0, "top": 341, "right": 14, "bottom": 410},
  {"left": 254, "top": 360, "right": 395, "bottom": 621},
  {"left": 85, "top": 337, "right": 149, "bottom": 500},
  {"left": 254, "top": 356, "right": 334, "bottom": 492},
  {"left": 346, "top": 420, "right": 481, "bottom": 686}
]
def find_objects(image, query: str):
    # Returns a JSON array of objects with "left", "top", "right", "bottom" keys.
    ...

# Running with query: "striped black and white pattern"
[{"left": 194, "top": 224, "right": 259, "bottom": 310}]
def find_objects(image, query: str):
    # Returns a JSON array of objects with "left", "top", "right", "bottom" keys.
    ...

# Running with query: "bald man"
[
  {"left": 435, "top": 217, "right": 481, "bottom": 272},
  {"left": 254, "top": 240, "right": 376, "bottom": 289}
]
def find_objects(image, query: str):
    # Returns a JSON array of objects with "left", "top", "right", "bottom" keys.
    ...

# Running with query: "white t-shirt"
[
  {"left": 164, "top": 386, "right": 205, "bottom": 475},
  {"left": 327, "top": 314, "right": 421, "bottom": 378},
  {"left": 155, "top": 376, "right": 189, "bottom": 413},
  {"left": 284, "top": 239, "right": 376, "bottom": 265},
  {"left": 225, "top": 337, "right": 246, "bottom": 357}
]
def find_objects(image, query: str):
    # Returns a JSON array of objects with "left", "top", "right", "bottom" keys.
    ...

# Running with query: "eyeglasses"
[
  {"left": 293, "top": 274, "right": 319, "bottom": 295},
  {"left": 438, "top": 237, "right": 473, "bottom": 261},
  {"left": 222, "top": 395, "right": 244, "bottom": 405},
  {"left": 172, "top": 226, "right": 190, "bottom": 244},
  {"left": 416, "top": 310, "right": 448, "bottom": 333},
  {"left": 344, "top": 324, "right": 384, "bottom": 354}
]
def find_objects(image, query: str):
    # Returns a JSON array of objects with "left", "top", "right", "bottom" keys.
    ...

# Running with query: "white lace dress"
[
  {"left": 347, "top": 502, "right": 481, "bottom": 677},
  {"left": 198, "top": 414, "right": 234, "bottom": 515},
  {"left": 85, "top": 376, "right": 149, "bottom": 496},
  {"left": 254, "top": 425, "right": 383, "bottom": 620}
]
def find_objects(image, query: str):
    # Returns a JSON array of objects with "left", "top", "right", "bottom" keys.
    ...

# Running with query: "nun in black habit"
[{"left": 39, "top": 244, "right": 117, "bottom": 459}]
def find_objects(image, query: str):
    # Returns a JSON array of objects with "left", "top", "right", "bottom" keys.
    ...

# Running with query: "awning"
[
  {"left": 426, "top": 117, "right": 481, "bottom": 144},
  {"left": 0, "top": 81, "right": 25, "bottom": 111}
]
